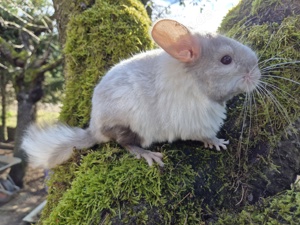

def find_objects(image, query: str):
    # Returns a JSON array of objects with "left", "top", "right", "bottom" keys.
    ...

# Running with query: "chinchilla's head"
[{"left": 151, "top": 19, "right": 261, "bottom": 103}]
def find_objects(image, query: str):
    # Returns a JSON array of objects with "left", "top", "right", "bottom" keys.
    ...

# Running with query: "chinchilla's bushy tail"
[{"left": 22, "top": 123, "right": 98, "bottom": 169}]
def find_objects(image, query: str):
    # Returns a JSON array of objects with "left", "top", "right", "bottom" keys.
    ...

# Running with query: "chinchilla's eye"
[{"left": 221, "top": 55, "right": 232, "bottom": 65}]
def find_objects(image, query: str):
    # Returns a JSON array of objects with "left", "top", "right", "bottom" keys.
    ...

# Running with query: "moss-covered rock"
[{"left": 41, "top": 0, "right": 300, "bottom": 224}]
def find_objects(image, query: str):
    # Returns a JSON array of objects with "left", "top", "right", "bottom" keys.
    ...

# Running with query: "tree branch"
[
  {"left": 0, "top": 38, "right": 25, "bottom": 67},
  {"left": 32, "top": 47, "right": 52, "bottom": 68},
  {"left": 38, "top": 57, "right": 63, "bottom": 74},
  {"left": 0, "top": 4, "right": 49, "bottom": 32},
  {"left": 0, "top": 19, "right": 40, "bottom": 42},
  {"left": 0, "top": 63, "right": 8, "bottom": 70}
]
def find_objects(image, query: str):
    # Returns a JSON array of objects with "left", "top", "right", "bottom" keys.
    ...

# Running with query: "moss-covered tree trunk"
[{"left": 42, "top": 0, "right": 300, "bottom": 224}]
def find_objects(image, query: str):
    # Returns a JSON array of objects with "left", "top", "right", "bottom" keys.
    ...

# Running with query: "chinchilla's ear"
[{"left": 151, "top": 19, "right": 200, "bottom": 63}]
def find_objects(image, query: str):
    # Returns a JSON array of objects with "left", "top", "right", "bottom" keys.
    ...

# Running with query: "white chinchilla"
[{"left": 22, "top": 19, "right": 261, "bottom": 168}]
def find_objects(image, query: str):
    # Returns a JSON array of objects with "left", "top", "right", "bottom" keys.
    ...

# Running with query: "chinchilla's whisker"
[
  {"left": 259, "top": 51, "right": 299, "bottom": 72},
  {"left": 259, "top": 79, "right": 299, "bottom": 127},
  {"left": 258, "top": 45, "right": 296, "bottom": 66},
  {"left": 236, "top": 92, "right": 251, "bottom": 166},
  {"left": 251, "top": 91, "right": 259, "bottom": 125},
  {"left": 258, "top": 80, "right": 298, "bottom": 101},
  {"left": 261, "top": 60, "right": 300, "bottom": 72},
  {"left": 262, "top": 83, "right": 299, "bottom": 141},
  {"left": 258, "top": 36, "right": 292, "bottom": 65},
  {"left": 261, "top": 66, "right": 299, "bottom": 73},
  {"left": 237, "top": 93, "right": 247, "bottom": 167},
  {"left": 251, "top": 90, "right": 260, "bottom": 131},
  {"left": 254, "top": 85, "right": 276, "bottom": 136},
  {"left": 249, "top": 63, "right": 260, "bottom": 74},
  {"left": 258, "top": 57, "right": 295, "bottom": 67},
  {"left": 261, "top": 75, "right": 300, "bottom": 86},
  {"left": 257, "top": 83, "right": 293, "bottom": 127},
  {"left": 245, "top": 92, "right": 253, "bottom": 152}
]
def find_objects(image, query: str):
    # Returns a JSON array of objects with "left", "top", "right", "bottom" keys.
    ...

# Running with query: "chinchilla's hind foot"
[
  {"left": 125, "top": 145, "right": 164, "bottom": 167},
  {"left": 101, "top": 125, "right": 164, "bottom": 167},
  {"left": 204, "top": 138, "right": 229, "bottom": 151}
]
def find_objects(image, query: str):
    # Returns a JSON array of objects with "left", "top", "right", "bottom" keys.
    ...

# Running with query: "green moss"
[
  {"left": 59, "top": 0, "right": 153, "bottom": 127},
  {"left": 42, "top": 143, "right": 234, "bottom": 224},
  {"left": 44, "top": 145, "right": 161, "bottom": 224},
  {"left": 215, "top": 185, "right": 300, "bottom": 224},
  {"left": 39, "top": 150, "right": 83, "bottom": 222},
  {"left": 251, "top": 0, "right": 280, "bottom": 15}
]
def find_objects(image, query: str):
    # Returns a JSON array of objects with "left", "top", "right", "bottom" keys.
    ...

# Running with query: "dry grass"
[{"left": 3, "top": 103, "right": 61, "bottom": 128}]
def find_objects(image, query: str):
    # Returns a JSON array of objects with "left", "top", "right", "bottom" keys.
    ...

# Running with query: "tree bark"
[
  {"left": 0, "top": 70, "right": 7, "bottom": 142},
  {"left": 9, "top": 90, "right": 40, "bottom": 187}
]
